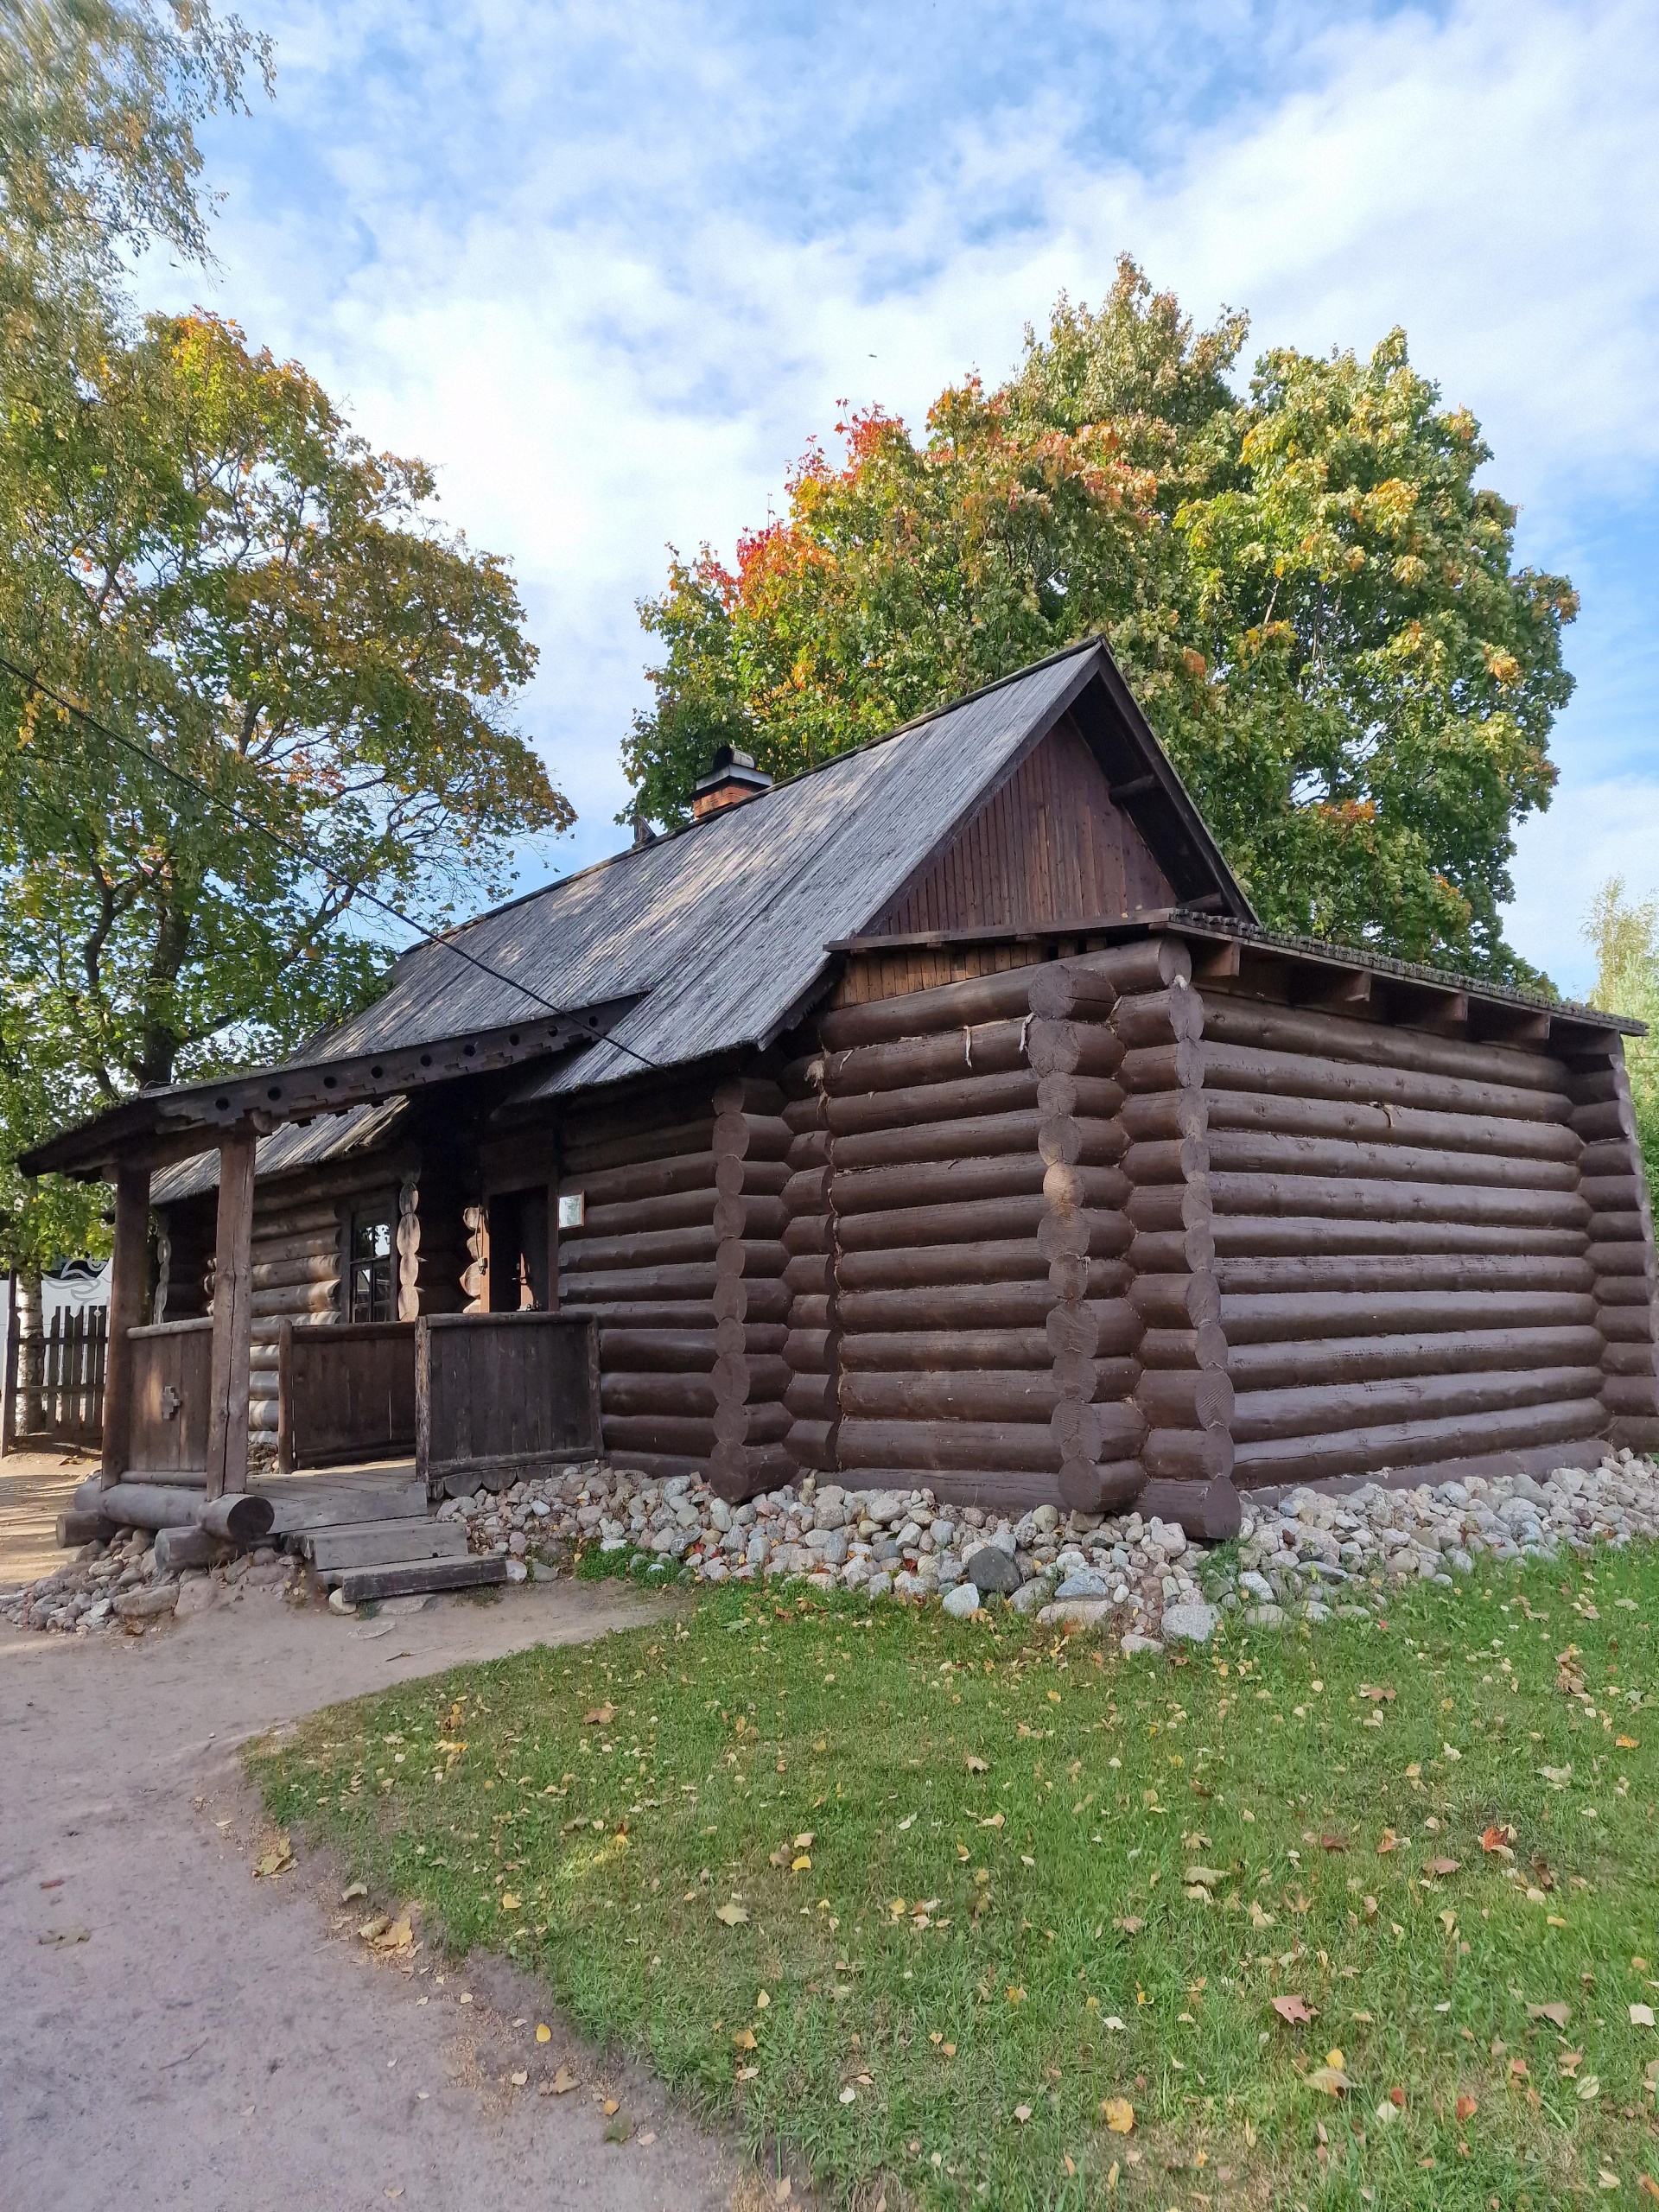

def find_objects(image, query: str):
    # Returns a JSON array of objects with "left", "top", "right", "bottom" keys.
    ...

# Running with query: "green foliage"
[
  {"left": 0, "top": 310, "right": 573, "bottom": 1098},
  {"left": 1586, "top": 876, "right": 1659, "bottom": 1193},
  {"left": 256, "top": 1548, "right": 1659, "bottom": 2208},
  {"left": 627, "top": 258, "right": 1575, "bottom": 980}
]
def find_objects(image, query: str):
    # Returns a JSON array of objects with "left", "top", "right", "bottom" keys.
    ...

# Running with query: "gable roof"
[
  {"left": 22, "top": 639, "right": 1251, "bottom": 1179},
  {"left": 301, "top": 638, "right": 1251, "bottom": 1099}
]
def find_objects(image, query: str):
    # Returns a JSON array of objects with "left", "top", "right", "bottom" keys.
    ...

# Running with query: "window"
[{"left": 349, "top": 1203, "right": 397, "bottom": 1322}]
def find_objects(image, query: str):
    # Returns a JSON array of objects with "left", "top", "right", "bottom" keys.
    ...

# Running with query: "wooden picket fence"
[{"left": 2, "top": 1304, "right": 108, "bottom": 1452}]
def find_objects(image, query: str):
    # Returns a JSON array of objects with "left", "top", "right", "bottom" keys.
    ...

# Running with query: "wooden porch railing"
[{"left": 276, "top": 1319, "right": 417, "bottom": 1472}]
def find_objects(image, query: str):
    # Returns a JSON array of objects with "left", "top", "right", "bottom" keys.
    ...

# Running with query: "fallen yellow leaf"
[
  {"left": 715, "top": 1902, "right": 748, "bottom": 1926},
  {"left": 536, "top": 2024, "right": 551, "bottom": 2043},
  {"left": 1101, "top": 2096, "right": 1135, "bottom": 2135}
]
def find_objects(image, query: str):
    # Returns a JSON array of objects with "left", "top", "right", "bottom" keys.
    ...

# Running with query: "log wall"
[
  {"left": 804, "top": 945, "right": 1193, "bottom": 1519},
  {"left": 556, "top": 1079, "right": 792, "bottom": 1493},
  {"left": 1192, "top": 988, "right": 1618, "bottom": 1488},
  {"left": 1569, "top": 1040, "right": 1659, "bottom": 1452}
]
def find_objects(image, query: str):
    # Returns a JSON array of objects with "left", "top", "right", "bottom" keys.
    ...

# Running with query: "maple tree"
[{"left": 626, "top": 258, "right": 1575, "bottom": 980}]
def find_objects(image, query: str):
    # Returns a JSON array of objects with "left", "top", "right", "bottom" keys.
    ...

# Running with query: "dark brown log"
[
  {"left": 251, "top": 1202, "right": 340, "bottom": 1241},
  {"left": 1198, "top": 1039, "right": 1573, "bottom": 1124},
  {"left": 562, "top": 1153, "right": 717, "bottom": 1208},
  {"left": 1044, "top": 1298, "right": 1143, "bottom": 1360},
  {"left": 1200, "top": 1087, "right": 1582, "bottom": 1163},
  {"left": 785, "top": 1417, "right": 836, "bottom": 1470},
  {"left": 1564, "top": 1063, "right": 1623, "bottom": 1105},
  {"left": 246, "top": 1228, "right": 341, "bottom": 1268},
  {"left": 1131, "top": 1273, "right": 1222, "bottom": 1329},
  {"left": 842, "top": 1370, "right": 1062, "bottom": 1422},
  {"left": 828, "top": 1111, "right": 1124, "bottom": 1173},
  {"left": 1118, "top": 1041, "right": 1205, "bottom": 1096},
  {"left": 1602, "top": 1308, "right": 1659, "bottom": 1345},
  {"left": 563, "top": 1299, "right": 728, "bottom": 1330},
  {"left": 833, "top": 1192, "right": 1049, "bottom": 1251},
  {"left": 782, "top": 1167, "right": 832, "bottom": 1217},
  {"left": 1232, "top": 1325, "right": 1605, "bottom": 1391},
  {"left": 782, "top": 1093, "right": 826, "bottom": 1136},
  {"left": 785, "top": 1370, "right": 838, "bottom": 1420},
  {"left": 827, "top": 1020, "right": 1126, "bottom": 1090},
  {"left": 835, "top": 1240, "right": 1053, "bottom": 1292},
  {"left": 1579, "top": 1137, "right": 1642, "bottom": 1179},
  {"left": 823, "top": 1067, "right": 1118, "bottom": 1135},
  {"left": 1137, "top": 1474, "right": 1242, "bottom": 1540},
  {"left": 711, "top": 1237, "right": 789, "bottom": 1281},
  {"left": 710, "top": 1278, "right": 791, "bottom": 1325},
  {"left": 783, "top": 1252, "right": 832, "bottom": 1296},
  {"left": 563, "top": 1224, "right": 719, "bottom": 1270},
  {"left": 837, "top": 1282, "right": 1075, "bottom": 1333},
  {"left": 711, "top": 1115, "right": 793, "bottom": 1165},
  {"left": 1581, "top": 1175, "right": 1649, "bottom": 1211},
  {"left": 563, "top": 1116, "right": 715, "bottom": 1176},
  {"left": 1232, "top": 1398, "right": 1606, "bottom": 1485},
  {"left": 833, "top": 1156, "right": 1129, "bottom": 1217},
  {"left": 711, "top": 1075, "right": 788, "bottom": 1117},
  {"left": 1122, "top": 1137, "right": 1210, "bottom": 1187},
  {"left": 1024, "top": 959, "right": 1120, "bottom": 1019},
  {"left": 1205, "top": 1130, "right": 1579, "bottom": 1193},
  {"left": 784, "top": 1327, "right": 834, "bottom": 1370},
  {"left": 1128, "top": 1226, "right": 1216, "bottom": 1275},
  {"left": 1126, "top": 1184, "right": 1214, "bottom": 1236},
  {"left": 1599, "top": 1278, "right": 1659, "bottom": 1306},
  {"left": 248, "top": 1253, "right": 339, "bottom": 1293},
  {"left": 1072, "top": 938, "right": 1192, "bottom": 995},
  {"left": 787, "top": 1127, "right": 831, "bottom": 1171},
  {"left": 597, "top": 1328, "right": 718, "bottom": 1371},
  {"left": 1136, "top": 1368, "right": 1235, "bottom": 1429},
  {"left": 818, "top": 967, "right": 1051, "bottom": 1048},
  {"left": 1119, "top": 1089, "right": 1208, "bottom": 1145},
  {"left": 601, "top": 1412, "right": 717, "bottom": 1456},
  {"left": 842, "top": 1327, "right": 1054, "bottom": 1370},
  {"left": 1573, "top": 1100, "right": 1632, "bottom": 1142},
  {"left": 836, "top": 1417, "right": 1064, "bottom": 1474},
  {"left": 602, "top": 1372, "right": 717, "bottom": 1417},
  {"left": 790, "top": 1294, "right": 832, "bottom": 1331},
  {"left": 1112, "top": 983, "right": 1203, "bottom": 1049},
  {"left": 581, "top": 1189, "right": 720, "bottom": 1238},
  {"left": 1199, "top": 992, "right": 1566, "bottom": 1090},
  {"left": 1233, "top": 1363, "right": 1602, "bottom": 1444},
  {"left": 714, "top": 1351, "right": 791, "bottom": 1402},
  {"left": 1212, "top": 1216, "right": 1588, "bottom": 1264},
  {"left": 1207, "top": 1171, "right": 1587, "bottom": 1231},
  {"left": 1139, "top": 1323, "right": 1230, "bottom": 1370},
  {"left": 1142, "top": 1426, "right": 1233, "bottom": 1480},
  {"left": 1587, "top": 1241, "right": 1656, "bottom": 1277},
  {"left": 1588, "top": 1211, "right": 1649, "bottom": 1243},
  {"left": 783, "top": 1212, "right": 834, "bottom": 1257},
  {"left": 1221, "top": 1288, "right": 1599, "bottom": 1344},
  {"left": 1602, "top": 1373, "right": 1659, "bottom": 1415},
  {"left": 1058, "top": 1457, "right": 1148, "bottom": 1514},
  {"left": 248, "top": 1281, "right": 337, "bottom": 1316},
  {"left": 560, "top": 1261, "right": 718, "bottom": 1302}
]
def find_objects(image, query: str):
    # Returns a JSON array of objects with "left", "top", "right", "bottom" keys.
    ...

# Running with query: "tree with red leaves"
[{"left": 625, "top": 258, "right": 1574, "bottom": 982}]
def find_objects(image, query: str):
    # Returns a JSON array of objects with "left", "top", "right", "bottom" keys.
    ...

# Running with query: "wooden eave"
[{"left": 20, "top": 995, "right": 642, "bottom": 1182}]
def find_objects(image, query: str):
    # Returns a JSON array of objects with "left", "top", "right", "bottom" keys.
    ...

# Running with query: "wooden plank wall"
[
  {"left": 1192, "top": 990, "right": 1612, "bottom": 1487},
  {"left": 870, "top": 715, "right": 1175, "bottom": 938}
]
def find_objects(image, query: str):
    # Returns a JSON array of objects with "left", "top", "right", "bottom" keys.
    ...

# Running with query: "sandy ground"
[
  {"left": 0, "top": 1522, "right": 765, "bottom": 2212},
  {"left": 0, "top": 1448, "right": 95, "bottom": 1589}
]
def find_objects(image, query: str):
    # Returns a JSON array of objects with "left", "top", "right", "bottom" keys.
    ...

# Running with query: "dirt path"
[{"left": 0, "top": 1573, "right": 755, "bottom": 2211}]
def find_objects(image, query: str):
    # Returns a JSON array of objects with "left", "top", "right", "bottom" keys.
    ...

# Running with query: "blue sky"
[{"left": 162, "top": 0, "right": 1659, "bottom": 995}]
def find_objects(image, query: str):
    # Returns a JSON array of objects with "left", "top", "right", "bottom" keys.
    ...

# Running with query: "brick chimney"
[{"left": 691, "top": 744, "right": 772, "bottom": 822}]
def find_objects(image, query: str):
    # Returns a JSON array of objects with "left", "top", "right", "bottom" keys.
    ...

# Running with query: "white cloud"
[
  {"left": 1508, "top": 779, "right": 1659, "bottom": 996},
  {"left": 172, "top": 0, "right": 1659, "bottom": 928}
]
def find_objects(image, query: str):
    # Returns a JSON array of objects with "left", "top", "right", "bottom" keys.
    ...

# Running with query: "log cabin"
[{"left": 22, "top": 638, "right": 1659, "bottom": 1542}]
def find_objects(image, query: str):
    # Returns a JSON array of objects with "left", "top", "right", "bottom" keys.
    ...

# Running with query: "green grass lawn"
[{"left": 251, "top": 1543, "right": 1659, "bottom": 2209}]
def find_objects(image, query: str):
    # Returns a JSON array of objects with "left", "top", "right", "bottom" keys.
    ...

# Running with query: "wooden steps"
[
  {"left": 305, "top": 1517, "right": 471, "bottom": 1571},
  {"left": 331, "top": 1554, "right": 509, "bottom": 1604}
]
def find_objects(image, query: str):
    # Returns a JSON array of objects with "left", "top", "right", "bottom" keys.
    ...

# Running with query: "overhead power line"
[{"left": 0, "top": 652, "right": 662, "bottom": 1074}]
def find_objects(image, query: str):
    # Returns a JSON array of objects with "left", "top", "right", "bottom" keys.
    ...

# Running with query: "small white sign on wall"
[{"left": 557, "top": 1192, "right": 586, "bottom": 1230}]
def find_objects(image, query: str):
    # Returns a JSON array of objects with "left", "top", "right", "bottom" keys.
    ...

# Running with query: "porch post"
[
  {"left": 205, "top": 1127, "right": 257, "bottom": 1500},
  {"left": 99, "top": 1159, "right": 152, "bottom": 1487},
  {"left": 545, "top": 1174, "right": 561, "bottom": 1315}
]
